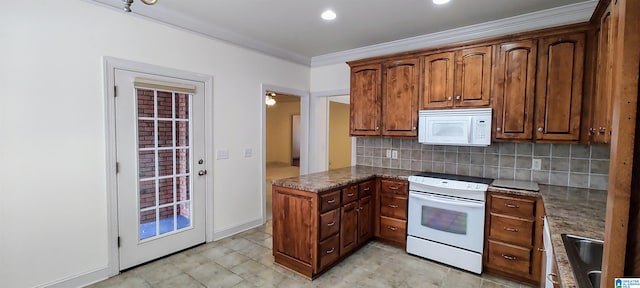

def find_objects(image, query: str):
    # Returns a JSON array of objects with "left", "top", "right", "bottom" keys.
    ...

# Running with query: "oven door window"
[{"left": 422, "top": 206, "right": 467, "bottom": 235}]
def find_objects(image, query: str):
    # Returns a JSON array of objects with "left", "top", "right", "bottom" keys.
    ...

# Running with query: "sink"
[{"left": 562, "top": 234, "right": 604, "bottom": 288}]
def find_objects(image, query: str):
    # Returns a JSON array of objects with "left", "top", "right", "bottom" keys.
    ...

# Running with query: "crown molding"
[
  {"left": 310, "top": 0, "right": 597, "bottom": 67},
  {"left": 87, "top": 0, "right": 596, "bottom": 68},
  {"left": 87, "top": 0, "right": 312, "bottom": 66}
]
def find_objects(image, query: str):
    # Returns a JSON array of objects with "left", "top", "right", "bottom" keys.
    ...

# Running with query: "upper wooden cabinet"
[
  {"left": 350, "top": 64, "right": 382, "bottom": 136},
  {"left": 382, "top": 58, "right": 420, "bottom": 136},
  {"left": 421, "top": 46, "right": 492, "bottom": 109},
  {"left": 493, "top": 40, "right": 537, "bottom": 141},
  {"left": 591, "top": 7, "right": 614, "bottom": 144},
  {"left": 535, "top": 32, "right": 586, "bottom": 141}
]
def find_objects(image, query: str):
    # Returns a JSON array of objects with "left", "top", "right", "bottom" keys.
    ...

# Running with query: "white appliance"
[
  {"left": 407, "top": 172, "right": 492, "bottom": 274},
  {"left": 418, "top": 108, "right": 492, "bottom": 146}
]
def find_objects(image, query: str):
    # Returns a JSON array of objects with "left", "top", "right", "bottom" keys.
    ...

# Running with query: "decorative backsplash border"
[{"left": 355, "top": 138, "right": 610, "bottom": 190}]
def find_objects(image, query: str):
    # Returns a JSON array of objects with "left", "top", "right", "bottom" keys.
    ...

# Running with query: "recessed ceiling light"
[
  {"left": 433, "top": 0, "right": 450, "bottom": 4},
  {"left": 321, "top": 10, "right": 337, "bottom": 21}
]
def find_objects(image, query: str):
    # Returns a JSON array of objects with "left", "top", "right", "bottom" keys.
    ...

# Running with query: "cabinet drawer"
[
  {"left": 379, "top": 216, "right": 406, "bottom": 244},
  {"left": 319, "top": 209, "right": 340, "bottom": 241},
  {"left": 490, "top": 194, "right": 535, "bottom": 219},
  {"left": 359, "top": 180, "right": 375, "bottom": 197},
  {"left": 380, "top": 179, "right": 408, "bottom": 197},
  {"left": 318, "top": 234, "right": 340, "bottom": 271},
  {"left": 487, "top": 240, "right": 532, "bottom": 275},
  {"left": 380, "top": 194, "right": 407, "bottom": 220},
  {"left": 320, "top": 190, "right": 341, "bottom": 213},
  {"left": 342, "top": 184, "right": 359, "bottom": 205},
  {"left": 489, "top": 214, "right": 534, "bottom": 247}
]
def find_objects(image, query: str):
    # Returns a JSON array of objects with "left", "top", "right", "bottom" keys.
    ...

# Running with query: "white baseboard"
[
  {"left": 212, "top": 218, "right": 264, "bottom": 241},
  {"left": 35, "top": 266, "right": 111, "bottom": 288}
]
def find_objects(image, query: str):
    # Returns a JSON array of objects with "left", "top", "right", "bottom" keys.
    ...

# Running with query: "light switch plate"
[
  {"left": 217, "top": 149, "right": 229, "bottom": 160},
  {"left": 244, "top": 148, "right": 252, "bottom": 158},
  {"left": 391, "top": 150, "right": 398, "bottom": 159}
]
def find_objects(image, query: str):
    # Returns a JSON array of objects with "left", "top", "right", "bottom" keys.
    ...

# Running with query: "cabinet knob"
[
  {"left": 412, "top": 127, "right": 416, "bottom": 130},
  {"left": 447, "top": 96, "right": 452, "bottom": 101},
  {"left": 375, "top": 126, "right": 379, "bottom": 130},
  {"left": 496, "top": 127, "right": 501, "bottom": 132},
  {"left": 589, "top": 127, "right": 596, "bottom": 134},
  {"left": 599, "top": 127, "right": 606, "bottom": 134},
  {"left": 538, "top": 127, "right": 544, "bottom": 132},
  {"left": 455, "top": 95, "right": 461, "bottom": 100}
]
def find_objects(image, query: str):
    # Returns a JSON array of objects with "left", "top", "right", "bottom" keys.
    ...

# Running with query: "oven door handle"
[{"left": 410, "top": 192, "right": 484, "bottom": 208}]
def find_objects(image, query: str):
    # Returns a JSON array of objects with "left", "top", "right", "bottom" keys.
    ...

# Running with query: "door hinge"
[
  {"left": 116, "top": 162, "right": 120, "bottom": 173},
  {"left": 114, "top": 85, "right": 117, "bottom": 97},
  {"left": 117, "top": 236, "right": 121, "bottom": 247}
]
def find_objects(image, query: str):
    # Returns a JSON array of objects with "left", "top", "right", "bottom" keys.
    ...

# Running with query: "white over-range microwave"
[{"left": 418, "top": 108, "right": 492, "bottom": 146}]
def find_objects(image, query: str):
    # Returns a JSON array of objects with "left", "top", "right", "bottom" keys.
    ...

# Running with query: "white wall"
[
  {"left": 308, "top": 64, "right": 351, "bottom": 173},
  {"left": 0, "top": 1, "right": 308, "bottom": 287}
]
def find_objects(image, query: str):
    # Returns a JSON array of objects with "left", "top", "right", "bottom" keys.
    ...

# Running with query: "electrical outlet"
[
  {"left": 391, "top": 150, "right": 398, "bottom": 159},
  {"left": 244, "top": 148, "right": 252, "bottom": 158},
  {"left": 386, "top": 149, "right": 392, "bottom": 158},
  {"left": 532, "top": 158, "right": 542, "bottom": 170}
]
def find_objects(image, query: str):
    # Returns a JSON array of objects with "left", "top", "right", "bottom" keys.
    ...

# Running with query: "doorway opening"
[
  {"left": 328, "top": 96, "right": 352, "bottom": 169},
  {"left": 265, "top": 92, "right": 301, "bottom": 219}
]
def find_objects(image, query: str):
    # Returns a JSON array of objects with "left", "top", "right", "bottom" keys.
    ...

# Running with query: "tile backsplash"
[{"left": 355, "top": 138, "right": 610, "bottom": 190}]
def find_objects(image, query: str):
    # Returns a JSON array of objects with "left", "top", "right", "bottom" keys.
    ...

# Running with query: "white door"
[{"left": 115, "top": 69, "right": 206, "bottom": 270}]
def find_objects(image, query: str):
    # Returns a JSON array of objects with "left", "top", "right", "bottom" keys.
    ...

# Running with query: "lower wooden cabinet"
[
  {"left": 272, "top": 178, "right": 380, "bottom": 279},
  {"left": 375, "top": 178, "right": 408, "bottom": 247},
  {"left": 484, "top": 191, "right": 544, "bottom": 285}
]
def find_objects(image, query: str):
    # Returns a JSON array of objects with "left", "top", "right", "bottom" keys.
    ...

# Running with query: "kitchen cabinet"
[
  {"left": 382, "top": 58, "right": 420, "bottom": 136},
  {"left": 421, "top": 46, "right": 492, "bottom": 109},
  {"left": 535, "top": 32, "right": 586, "bottom": 142},
  {"left": 376, "top": 178, "right": 408, "bottom": 248},
  {"left": 350, "top": 64, "right": 382, "bottom": 136},
  {"left": 590, "top": 6, "right": 614, "bottom": 144},
  {"left": 272, "top": 179, "right": 375, "bottom": 279},
  {"left": 484, "top": 191, "right": 544, "bottom": 285},
  {"left": 493, "top": 40, "right": 537, "bottom": 141}
]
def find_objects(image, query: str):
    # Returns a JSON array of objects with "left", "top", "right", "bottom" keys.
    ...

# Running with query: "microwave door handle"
[
  {"left": 410, "top": 192, "right": 484, "bottom": 208},
  {"left": 468, "top": 117, "right": 473, "bottom": 144}
]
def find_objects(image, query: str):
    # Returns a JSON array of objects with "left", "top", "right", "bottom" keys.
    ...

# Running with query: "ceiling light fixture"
[
  {"left": 321, "top": 10, "right": 337, "bottom": 21},
  {"left": 122, "top": 0, "right": 158, "bottom": 12},
  {"left": 432, "top": 0, "right": 450, "bottom": 5},
  {"left": 265, "top": 91, "right": 277, "bottom": 106}
]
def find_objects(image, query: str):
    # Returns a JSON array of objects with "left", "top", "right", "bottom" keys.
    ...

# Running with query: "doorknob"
[{"left": 198, "top": 170, "right": 207, "bottom": 176}]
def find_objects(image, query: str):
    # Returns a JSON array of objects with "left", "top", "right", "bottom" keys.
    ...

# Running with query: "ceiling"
[{"left": 95, "top": 0, "right": 596, "bottom": 65}]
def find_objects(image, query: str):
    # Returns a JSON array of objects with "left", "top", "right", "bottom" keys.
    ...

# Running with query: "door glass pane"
[
  {"left": 421, "top": 206, "right": 467, "bottom": 235},
  {"left": 136, "top": 88, "right": 193, "bottom": 241}
]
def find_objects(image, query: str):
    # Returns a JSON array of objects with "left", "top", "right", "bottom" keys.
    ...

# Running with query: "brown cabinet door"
[
  {"left": 273, "top": 188, "right": 314, "bottom": 265},
  {"left": 592, "top": 9, "right": 613, "bottom": 144},
  {"left": 455, "top": 46, "right": 492, "bottom": 107},
  {"left": 382, "top": 58, "right": 419, "bottom": 136},
  {"left": 340, "top": 201, "right": 358, "bottom": 256},
  {"left": 535, "top": 32, "right": 586, "bottom": 141},
  {"left": 493, "top": 40, "right": 537, "bottom": 140},
  {"left": 357, "top": 195, "right": 373, "bottom": 246},
  {"left": 421, "top": 52, "right": 455, "bottom": 109},
  {"left": 350, "top": 64, "right": 382, "bottom": 136}
]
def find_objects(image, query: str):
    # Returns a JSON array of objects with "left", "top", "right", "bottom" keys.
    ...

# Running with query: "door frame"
[
  {"left": 103, "top": 57, "right": 214, "bottom": 276},
  {"left": 261, "top": 84, "right": 309, "bottom": 222}
]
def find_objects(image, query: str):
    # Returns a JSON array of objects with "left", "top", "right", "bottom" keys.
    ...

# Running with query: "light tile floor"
[{"left": 88, "top": 220, "right": 533, "bottom": 288}]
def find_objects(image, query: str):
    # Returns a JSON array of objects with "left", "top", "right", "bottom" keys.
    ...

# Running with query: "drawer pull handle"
[
  {"left": 327, "top": 221, "right": 335, "bottom": 227},
  {"left": 327, "top": 199, "right": 336, "bottom": 204},
  {"left": 347, "top": 193, "right": 355, "bottom": 197},
  {"left": 501, "top": 254, "right": 517, "bottom": 261},
  {"left": 389, "top": 186, "right": 399, "bottom": 190},
  {"left": 503, "top": 227, "right": 519, "bottom": 232},
  {"left": 504, "top": 203, "right": 519, "bottom": 208},
  {"left": 547, "top": 273, "right": 558, "bottom": 284},
  {"left": 388, "top": 204, "right": 398, "bottom": 208},
  {"left": 537, "top": 248, "right": 545, "bottom": 252},
  {"left": 326, "top": 248, "right": 335, "bottom": 254},
  {"left": 387, "top": 226, "right": 398, "bottom": 231},
  {"left": 363, "top": 187, "right": 370, "bottom": 191}
]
